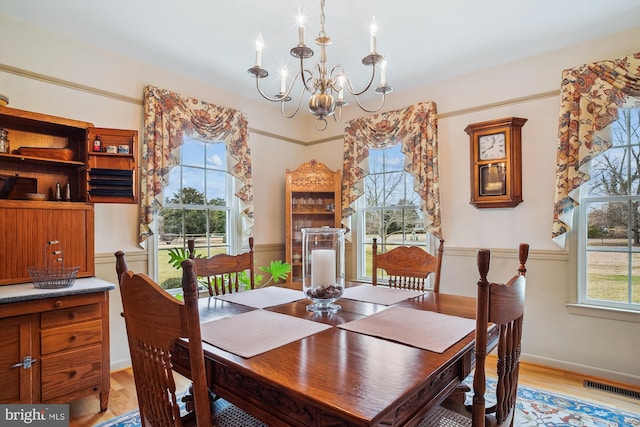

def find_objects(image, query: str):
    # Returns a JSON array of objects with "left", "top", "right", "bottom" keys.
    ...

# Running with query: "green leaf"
[
  {"left": 167, "top": 247, "right": 190, "bottom": 269},
  {"left": 259, "top": 260, "right": 291, "bottom": 283},
  {"left": 238, "top": 271, "right": 264, "bottom": 288},
  {"left": 167, "top": 246, "right": 201, "bottom": 270}
]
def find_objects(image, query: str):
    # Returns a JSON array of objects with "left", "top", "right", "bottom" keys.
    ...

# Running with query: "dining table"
[{"left": 171, "top": 282, "right": 498, "bottom": 427}]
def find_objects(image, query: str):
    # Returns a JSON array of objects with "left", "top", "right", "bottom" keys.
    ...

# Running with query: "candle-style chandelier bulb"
[{"left": 247, "top": 0, "right": 392, "bottom": 131}]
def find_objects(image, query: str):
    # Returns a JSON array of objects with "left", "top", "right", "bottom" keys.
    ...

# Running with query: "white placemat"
[
  {"left": 341, "top": 285, "right": 425, "bottom": 305},
  {"left": 338, "top": 306, "right": 475, "bottom": 353},
  {"left": 201, "top": 310, "right": 331, "bottom": 358},
  {"left": 214, "top": 286, "right": 304, "bottom": 308}
]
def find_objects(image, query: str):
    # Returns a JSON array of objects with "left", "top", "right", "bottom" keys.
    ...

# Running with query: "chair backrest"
[
  {"left": 116, "top": 252, "right": 211, "bottom": 427},
  {"left": 114, "top": 250, "right": 129, "bottom": 284},
  {"left": 371, "top": 237, "right": 445, "bottom": 292},
  {"left": 188, "top": 237, "right": 255, "bottom": 296},
  {"left": 472, "top": 243, "right": 529, "bottom": 427}
]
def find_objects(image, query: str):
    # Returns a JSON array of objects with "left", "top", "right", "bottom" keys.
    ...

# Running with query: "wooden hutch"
[
  {"left": 0, "top": 105, "right": 137, "bottom": 411},
  {"left": 285, "top": 160, "right": 341, "bottom": 282}
]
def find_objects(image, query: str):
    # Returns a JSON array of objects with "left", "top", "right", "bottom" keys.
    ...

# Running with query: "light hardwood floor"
[{"left": 69, "top": 360, "right": 640, "bottom": 427}]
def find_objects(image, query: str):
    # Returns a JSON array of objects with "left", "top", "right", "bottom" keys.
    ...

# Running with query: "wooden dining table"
[{"left": 171, "top": 283, "right": 497, "bottom": 427}]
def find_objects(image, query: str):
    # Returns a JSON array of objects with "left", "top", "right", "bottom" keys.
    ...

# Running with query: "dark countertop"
[{"left": 0, "top": 277, "right": 116, "bottom": 304}]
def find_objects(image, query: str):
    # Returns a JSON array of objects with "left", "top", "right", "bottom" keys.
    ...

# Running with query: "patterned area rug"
[
  {"left": 96, "top": 382, "right": 640, "bottom": 427},
  {"left": 95, "top": 397, "right": 266, "bottom": 427},
  {"left": 514, "top": 384, "right": 640, "bottom": 426},
  {"left": 421, "top": 378, "right": 640, "bottom": 427}
]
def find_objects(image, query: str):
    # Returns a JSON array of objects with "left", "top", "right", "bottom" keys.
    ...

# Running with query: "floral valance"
[
  {"left": 552, "top": 52, "right": 640, "bottom": 248},
  {"left": 342, "top": 101, "right": 441, "bottom": 240},
  {"left": 140, "top": 85, "right": 253, "bottom": 243}
]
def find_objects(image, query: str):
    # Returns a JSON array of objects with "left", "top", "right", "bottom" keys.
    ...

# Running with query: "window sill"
[{"left": 566, "top": 303, "right": 640, "bottom": 323}]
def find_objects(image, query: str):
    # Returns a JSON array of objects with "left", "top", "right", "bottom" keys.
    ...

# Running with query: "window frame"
[
  {"left": 355, "top": 144, "right": 435, "bottom": 285},
  {"left": 150, "top": 136, "right": 240, "bottom": 291},
  {"left": 576, "top": 108, "right": 640, "bottom": 313}
]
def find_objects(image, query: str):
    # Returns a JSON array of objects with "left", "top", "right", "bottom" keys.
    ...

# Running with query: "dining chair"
[
  {"left": 371, "top": 237, "right": 445, "bottom": 292},
  {"left": 420, "top": 243, "right": 529, "bottom": 427},
  {"left": 187, "top": 237, "right": 256, "bottom": 296},
  {"left": 115, "top": 251, "right": 266, "bottom": 426}
]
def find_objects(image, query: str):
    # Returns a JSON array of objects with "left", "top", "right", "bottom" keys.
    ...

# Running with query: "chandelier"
[{"left": 247, "top": 0, "right": 392, "bottom": 131}]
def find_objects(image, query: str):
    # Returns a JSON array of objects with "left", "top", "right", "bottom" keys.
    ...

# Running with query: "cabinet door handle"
[{"left": 11, "top": 356, "right": 37, "bottom": 369}]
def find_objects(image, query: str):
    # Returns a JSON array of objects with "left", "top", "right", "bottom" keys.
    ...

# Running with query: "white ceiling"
[{"left": 2, "top": 0, "right": 640, "bottom": 102}]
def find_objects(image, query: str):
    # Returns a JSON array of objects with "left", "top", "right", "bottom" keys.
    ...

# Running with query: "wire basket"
[
  {"left": 28, "top": 265, "right": 79, "bottom": 289},
  {"left": 28, "top": 241, "right": 80, "bottom": 289}
]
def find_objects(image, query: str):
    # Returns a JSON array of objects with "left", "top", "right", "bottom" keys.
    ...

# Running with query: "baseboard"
[
  {"left": 110, "top": 359, "right": 132, "bottom": 373},
  {"left": 520, "top": 353, "right": 640, "bottom": 388}
]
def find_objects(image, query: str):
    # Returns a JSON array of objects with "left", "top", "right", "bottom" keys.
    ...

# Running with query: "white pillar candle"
[
  {"left": 311, "top": 249, "right": 336, "bottom": 288},
  {"left": 255, "top": 33, "right": 264, "bottom": 67},
  {"left": 369, "top": 16, "right": 378, "bottom": 53},
  {"left": 280, "top": 67, "right": 288, "bottom": 94},
  {"left": 380, "top": 61, "right": 387, "bottom": 86},
  {"left": 337, "top": 76, "right": 345, "bottom": 101},
  {"left": 297, "top": 9, "right": 305, "bottom": 45}
]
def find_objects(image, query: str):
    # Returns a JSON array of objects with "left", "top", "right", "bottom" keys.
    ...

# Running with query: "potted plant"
[{"left": 166, "top": 246, "right": 291, "bottom": 292}]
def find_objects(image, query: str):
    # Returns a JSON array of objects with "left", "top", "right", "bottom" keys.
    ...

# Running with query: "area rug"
[
  {"left": 422, "top": 378, "right": 640, "bottom": 427},
  {"left": 96, "top": 381, "right": 640, "bottom": 427},
  {"left": 95, "top": 397, "right": 266, "bottom": 427},
  {"left": 508, "top": 384, "right": 639, "bottom": 426}
]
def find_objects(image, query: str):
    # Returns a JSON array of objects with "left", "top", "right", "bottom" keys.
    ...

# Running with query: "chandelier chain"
[{"left": 319, "top": 0, "right": 326, "bottom": 37}]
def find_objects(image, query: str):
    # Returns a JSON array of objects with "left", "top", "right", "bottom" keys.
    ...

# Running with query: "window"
[
  {"left": 152, "top": 136, "right": 237, "bottom": 291},
  {"left": 579, "top": 109, "right": 640, "bottom": 311},
  {"left": 357, "top": 144, "right": 430, "bottom": 282}
]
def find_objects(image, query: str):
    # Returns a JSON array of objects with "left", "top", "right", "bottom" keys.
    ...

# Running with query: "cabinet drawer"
[
  {"left": 40, "top": 344, "right": 102, "bottom": 402},
  {"left": 40, "top": 319, "right": 102, "bottom": 355},
  {"left": 41, "top": 303, "right": 101, "bottom": 328}
]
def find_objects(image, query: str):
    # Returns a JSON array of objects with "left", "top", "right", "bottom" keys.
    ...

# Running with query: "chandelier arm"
[
  {"left": 330, "top": 64, "right": 345, "bottom": 77},
  {"left": 254, "top": 77, "right": 289, "bottom": 103},
  {"left": 329, "top": 65, "right": 346, "bottom": 92},
  {"left": 299, "top": 57, "right": 316, "bottom": 93},
  {"left": 304, "top": 68, "right": 318, "bottom": 94},
  {"left": 344, "top": 65, "right": 377, "bottom": 97},
  {"left": 282, "top": 69, "right": 303, "bottom": 99},
  {"left": 351, "top": 91, "right": 387, "bottom": 113},
  {"left": 332, "top": 105, "right": 342, "bottom": 122},
  {"left": 279, "top": 84, "right": 308, "bottom": 119}
]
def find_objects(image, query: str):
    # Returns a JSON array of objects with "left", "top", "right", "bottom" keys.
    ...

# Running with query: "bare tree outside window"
[
  {"left": 359, "top": 145, "right": 426, "bottom": 280},
  {"left": 582, "top": 109, "right": 640, "bottom": 307}
]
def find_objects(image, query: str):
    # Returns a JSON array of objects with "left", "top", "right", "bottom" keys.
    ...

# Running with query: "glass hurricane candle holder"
[{"left": 301, "top": 227, "right": 345, "bottom": 313}]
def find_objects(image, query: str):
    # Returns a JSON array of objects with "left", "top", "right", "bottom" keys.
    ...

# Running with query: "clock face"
[{"left": 479, "top": 133, "right": 506, "bottom": 160}]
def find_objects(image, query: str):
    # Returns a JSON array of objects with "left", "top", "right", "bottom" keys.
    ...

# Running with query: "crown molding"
[{"left": 1, "top": 63, "right": 559, "bottom": 147}]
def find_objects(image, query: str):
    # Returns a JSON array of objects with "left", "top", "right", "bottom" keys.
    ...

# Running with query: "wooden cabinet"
[
  {"left": 0, "top": 106, "right": 91, "bottom": 202},
  {"left": 0, "top": 314, "right": 38, "bottom": 403},
  {"left": 87, "top": 127, "right": 137, "bottom": 204},
  {"left": 285, "top": 160, "right": 341, "bottom": 282},
  {"left": 0, "top": 288, "right": 111, "bottom": 411},
  {"left": 0, "top": 106, "right": 137, "bottom": 205},
  {"left": 0, "top": 106, "right": 136, "bottom": 284},
  {"left": 0, "top": 201, "right": 94, "bottom": 284}
]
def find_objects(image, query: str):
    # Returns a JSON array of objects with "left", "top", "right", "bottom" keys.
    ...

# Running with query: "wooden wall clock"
[{"left": 465, "top": 117, "right": 527, "bottom": 208}]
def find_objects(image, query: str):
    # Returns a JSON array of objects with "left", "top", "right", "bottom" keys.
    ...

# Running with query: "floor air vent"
[{"left": 583, "top": 380, "right": 640, "bottom": 400}]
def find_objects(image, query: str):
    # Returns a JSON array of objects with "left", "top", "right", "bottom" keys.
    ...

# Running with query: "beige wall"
[{"left": 1, "top": 13, "right": 639, "bottom": 384}]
